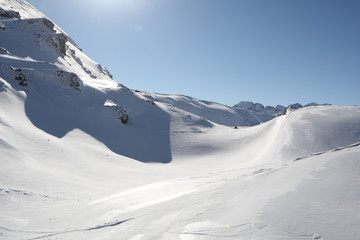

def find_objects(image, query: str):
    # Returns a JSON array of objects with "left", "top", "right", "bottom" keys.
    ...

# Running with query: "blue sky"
[{"left": 27, "top": 0, "right": 360, "bottom": 107}]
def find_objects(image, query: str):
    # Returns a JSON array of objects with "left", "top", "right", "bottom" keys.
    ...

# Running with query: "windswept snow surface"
[{"left": 1, "top": 1, "right": 360, "bottom": 239}]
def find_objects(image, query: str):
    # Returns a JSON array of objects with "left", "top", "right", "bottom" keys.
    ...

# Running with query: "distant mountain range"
[{"left": 233, "top": 101, "right": 331, "bottom": 116}]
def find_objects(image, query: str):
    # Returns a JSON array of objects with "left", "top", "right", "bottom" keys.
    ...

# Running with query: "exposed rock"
[
  {"left": 97, "top": 64, "right": 113, "bottom": 79},
  {"left": 234, "top": 101, "right": 266, "bottom": 112},
  {"left": 119, "top": 111, "right": 129, "bottom": 124},
  {"left": 42, "top": 18, "right": 55, "bottom": 31},
  {"left": 117, "top": 83, "right": 131, "bottom": 91},
  {"left": 13, "top": 68, "right": 28, "bottom": 87},
  {"left": 28, "top": 18, "right": 68, "bottom": 57},
  {"left": 54, "top": 33, "right": 67, "bottom": 57},
  {"left": 253, "top": 103, "right": 265, "bottom": 112},
  {"left": 69, "top": 49, "right": 96, "bottom": 79},
  {"left": 234, "top": 101, "right": 285, "bottom": 116},
  {"left": 0, "top": 8, "right": 20, "bottom": 19},
  {"left": 288, "top": 103, "right": 303, "bottom": 110},
  {"left": 234, "top": 101, "right": 331, "bottom": 117},
  {"left": 233, "top": 101, "right": 253, "bottom": 110},
  {"left": 104, "top": 100, "right": 129, "bottom": 124},
  {"left": 275, "top": 105, "right": 286, "bottom": 113},
  {"left": 0, "top": 81, "right": 6, "bottom": 92},
  {"left": 55, "top": 70, "right": 82, "bottom": 91},
  {"left": 264, "top": 106, "right": 276, "bottom": 116}
]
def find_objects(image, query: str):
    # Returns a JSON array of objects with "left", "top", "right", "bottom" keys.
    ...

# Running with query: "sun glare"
[{"left": 89, "top": 0, "right": 142, "bottom": 11}]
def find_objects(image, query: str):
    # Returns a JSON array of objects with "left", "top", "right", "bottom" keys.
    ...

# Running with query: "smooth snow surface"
[{"left": 1, "top": 1, "right": 360, "bottom": 239}]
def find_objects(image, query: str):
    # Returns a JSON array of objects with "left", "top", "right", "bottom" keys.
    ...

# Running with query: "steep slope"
[
  {"left": 0, "top": 0, "right": 173, "bottom": 163},
  {"left": 0, "top": 0, "right": 114, "bottom": 87},
  {"left": 1, "top": 1, "right": 360, "bottom": 240}
]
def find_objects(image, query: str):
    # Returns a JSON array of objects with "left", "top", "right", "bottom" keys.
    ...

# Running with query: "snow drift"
[{"left": 1, "top": 0, "right": 360, "bottom": 239}]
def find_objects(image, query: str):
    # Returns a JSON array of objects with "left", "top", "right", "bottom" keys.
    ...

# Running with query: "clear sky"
[{"left": 27, "top": 0, "right": 360, "bottom": 107}]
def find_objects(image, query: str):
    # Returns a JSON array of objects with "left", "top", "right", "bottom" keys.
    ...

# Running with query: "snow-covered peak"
[
  {"left": 234, "top": 101, "right": 286, "bottom": 116},
  {"left": 0, "top": 0, "right": 45, "bottom": 19},
  {"left": 0, "top": 0, "right": 116, "bottom": 90},
  {"left": 233, "top": 101, "right": 331, "bottom": 116}
]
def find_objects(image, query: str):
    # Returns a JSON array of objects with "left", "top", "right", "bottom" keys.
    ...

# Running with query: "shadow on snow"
[{"left": 23, "top": 77, "right": 172, "bottom": 163}]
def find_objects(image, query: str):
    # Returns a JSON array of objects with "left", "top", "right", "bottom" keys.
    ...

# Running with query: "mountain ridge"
[
  {"left": 0, "top": 0, "right": 332, "bottom": 129},
  {"left": 1, "top": 1, "right": 360, "bottom": 239}
]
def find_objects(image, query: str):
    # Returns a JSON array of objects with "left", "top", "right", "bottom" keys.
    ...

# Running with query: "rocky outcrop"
[
  {"left": 0, "top": 8, "right": 20, "bottom": 19},
  {"left": 287, "top": 103, "right": 303, "bottom": 110},
  {"left": 104, "top": 100, "right": 129, "bottom": 124},
  {"left": 264, "top": 105, "right": 286, "bottom": 116},
  {"left": 41, "top": 18, "right": 54, "bottom": 30},
  {"left": 22, "top": 18, "right": 68, "bottom": 57},
  {"left": 0, "top": 80, "right": 6, "bottom": 92},
  {"left": 234, "top": 101, "right": 331, "bottom": 117},
  {"left": 118, "top": 108, "right": 129, "bottom": 124},
  {"left": 13, "top": 68, "right": 27, "bottom": 87},
  {"left": 97, "top": 64, "right": 113, "bottom": 80},
  {"left": 234, "top": 101, "right": 286, "bottom": 116},
  {"left": 55, "top": 70, "right": 82, "bottom": 91}
]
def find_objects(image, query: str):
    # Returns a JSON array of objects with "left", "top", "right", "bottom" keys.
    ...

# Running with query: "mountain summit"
[{"left": 1, "top": 1, "right": 360, "bottom": 239}]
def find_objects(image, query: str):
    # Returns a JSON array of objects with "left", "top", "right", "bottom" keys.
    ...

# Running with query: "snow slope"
[
  {"left": 1, "top": 1, "right": 360, "bottom": 239},
  {"left": 138, "top": 91, "right": 277, "bottom": 127}
]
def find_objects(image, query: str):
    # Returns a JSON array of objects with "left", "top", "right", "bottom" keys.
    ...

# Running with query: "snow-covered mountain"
[
  {"left": 233, "top": 101, "right": 331, "bottom": 117},
  {"left": 1, "top": 1, "right": 360, "bottom": 239}
]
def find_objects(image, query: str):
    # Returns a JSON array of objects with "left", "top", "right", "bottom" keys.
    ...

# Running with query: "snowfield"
[{"left": 1, "top": 1, "right": 360, "bottom": 239}]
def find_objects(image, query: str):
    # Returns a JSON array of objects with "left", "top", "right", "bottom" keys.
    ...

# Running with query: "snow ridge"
[{"left": 1, "top": 1, "right": 360, "bottom": 240}]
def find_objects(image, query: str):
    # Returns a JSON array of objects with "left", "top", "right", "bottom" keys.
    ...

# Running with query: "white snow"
[{"left": 1, "top": 1, "right": 360, "bottom": 239}]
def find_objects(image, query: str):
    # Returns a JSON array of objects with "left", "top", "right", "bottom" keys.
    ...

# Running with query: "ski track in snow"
[
  {"left": 0, "top": 218, "right": 134, "bottom": 240},
  {"left": 294, "top": 141, "right": 360, "bottom": 162},
  {"left": 1, "top": 1, "right": 360, "bottom": 239},
  {"left": 1, "top": 137, "right": 359, "bottom": 239}
]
